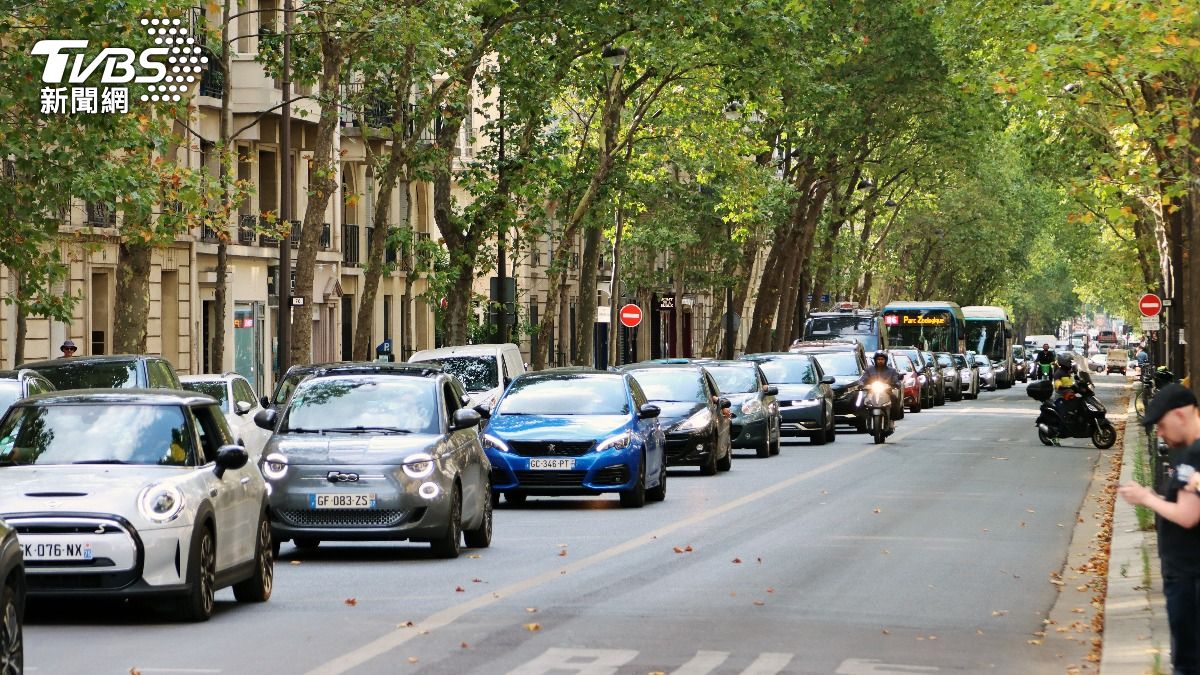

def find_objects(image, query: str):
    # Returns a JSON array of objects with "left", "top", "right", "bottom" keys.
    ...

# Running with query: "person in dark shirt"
[
  {"left": 1119, "top": 384, "right": 1200, "bottom": 675},
  {"left": 859, "top": 351, "right": 901, "bottom": 429},
  {"left": 1034, "top": 343, "right": 1055, "bottom": 380}
]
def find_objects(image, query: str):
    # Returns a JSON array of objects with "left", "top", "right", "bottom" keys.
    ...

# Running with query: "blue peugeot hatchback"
[{"left": 482, "top": 368, "right": 666, "bottom": 508}]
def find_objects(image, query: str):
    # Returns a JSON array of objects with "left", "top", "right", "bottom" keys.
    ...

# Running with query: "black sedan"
[
  {"left": 696, "top": 359, "right": 781, "bottom": 458},
  {"left": 787, "top": 342, "right": 869, "bottom": 432},
  {"left": 0, "top": 517, "right": 22, "bottom": 672},
  {"left": 742, "top": 353, "right": 836, "bottom": 445},
  {"left": 254, "top": 362, "right": 492, "bottom": 559},
  {"left": 623, "top": 363, "right": 732, "bottom": 475}
]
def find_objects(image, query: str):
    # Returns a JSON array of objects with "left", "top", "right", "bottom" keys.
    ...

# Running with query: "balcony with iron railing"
[
  {"left": 238, "top": 214, "right": 257, "bottom": 245},
  {"left": 198, "top": 48, "right": 224, "bottom": 98},
  {"left": 84, "top": 202, "right": 117, "bottom": 227},
  {"left": 342, "top": 224, "right": 360, "bottom": 265}
]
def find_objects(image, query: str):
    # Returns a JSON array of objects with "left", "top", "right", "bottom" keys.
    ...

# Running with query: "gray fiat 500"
[{"left": 254, "top": 363, "right": 492, "bottom": 558}]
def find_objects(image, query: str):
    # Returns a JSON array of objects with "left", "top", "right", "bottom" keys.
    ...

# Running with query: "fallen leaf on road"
[
  {"left": 131, "top": 669, "right": 141, "bottom": 675},
  {"left": 766, "top": 588, "right": 775, "bottom": 593},
  {"left": 1020, "top": 522, "right": 1027, "bottom": 528},
  {"left": 929, "top": 635, "right": 938, "bottom": 640},
  {"left": 756, "top": 557, "right": 762, "bottom": 563},
  {"left": 399, "top": 621, "right": 415, "bottom": 628},
  {"left": 991, "top": 456, "right": 1009, "bottom": 460},
  {"left": 408, "top": 657, "right": 419, "bottom": 664},
  {"left": 685, "top": 545, "right": 693, "bottom": 552},
  {"left": 526, "top": 608, "right": 537, "bottom": 613},
  {"left": 873, "top": 507, "right": 881, "bottom": 514},
  {"left": 468, "top": 554, "right": 482, "bottom": 559},
  {"left": 344, "top": 598, "right": 358, "bottom": 606},
  {"left": 1050, "top": 579, "right": 1065, "bottom": 586},
  {"left": 732, "top": 558, "right": 742, "bottom": 564},
  {"left": 753, "top": 601, "right": 765, "bottom": 606},
  {"left": 673, "top": 546, "right": 684, "bottom": 554},
  {"left": 1027, "top": 509, "right": 1036, "bottom": 513},
  {"left": 992, "top": 610, "right": 1008, "bottom": 616},
  {"left": 1028, "top": 639, "right": 1043, "bottom": 645},
  {"left": 1058, "top": 523, "right": 1064, "bottom": 528},
  {"left": 524, "top": 623, "right": 541, "bottom": 632},
  {"left": 1072, "top": 608, "right": 1085, "bottom": 613},
  {"left": 882, "top": 549, "right": 890, "bottom": 555},
  {"left": 1076, "top": 585, "right": 1088, "bottom": 592},
  {"left": 461, "top": 642, "right": 470, "bottom": 649},
  {"left": 558, "top": 550, "right": 568, "bottom": 557},
  {"left": 472, "top": 578, "right": 483, "bottom": 583},
  {"left": 455, "top": 586, "right": 465, "bottom": 592},
  {"left": 821, "top": 490, "right": 828, "bottom": 495},
  {"left": 982, "top": 528, "right": 989, "bottom": 532},
  {"left": 882, "top": 629, "right": 890, "bottom": 635},
  {"left": 977, "top": 629, "right": 984, "bottom": 635},
  {"left": 290, "top": 560, "right": 301, "bottom": 566},
  {"left": 730, "top": 592, "right": 737, "bottom": 597}
]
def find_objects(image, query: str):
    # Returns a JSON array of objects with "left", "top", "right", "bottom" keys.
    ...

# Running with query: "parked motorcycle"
[
  {"left": 1026, "top": 373, "right": 1116, "bottom": 448},
  {"left": 859, "top": 379, "right": 895, "bottom": 444}
]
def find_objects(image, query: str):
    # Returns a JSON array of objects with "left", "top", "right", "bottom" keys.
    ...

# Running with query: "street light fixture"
[{"left": 602, "top": 46, "right": 628, "bottom": 69}]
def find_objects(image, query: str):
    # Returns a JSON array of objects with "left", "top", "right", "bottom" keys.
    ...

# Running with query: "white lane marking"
[
  {"left": 506, "top": 648, "right": 638, "bottom": 675},
  {"left": 742, "top": 652, "right": 794, "bottom": 675},
  {"left": 305, "top": 418, "right": 952, "bottom": 675},
  {"left": 672, "top": 650, "right": 729, "bottom": 674},
  {"left": 836, "top": 658, "right": 938, "bottom": 674},
  {"left": 132, "top": 670, "right": 223, "bottom": 674}
]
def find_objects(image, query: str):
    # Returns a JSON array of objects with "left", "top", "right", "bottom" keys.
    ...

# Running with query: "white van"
[{"left": 409, "top": 343, "right": 526, "bottom": 410}]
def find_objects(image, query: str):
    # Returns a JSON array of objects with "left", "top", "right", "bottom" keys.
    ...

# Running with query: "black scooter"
[{"left": 1026, "top": 372, "right": 1116, "bottom": 448}]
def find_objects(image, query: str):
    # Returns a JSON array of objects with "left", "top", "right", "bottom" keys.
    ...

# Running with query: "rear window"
[
  {"left": 30, "top": 361, "right": 139, "bottom": 390},
  {"left": 182, "top": 381, "right": 229, "bottom": 408}
]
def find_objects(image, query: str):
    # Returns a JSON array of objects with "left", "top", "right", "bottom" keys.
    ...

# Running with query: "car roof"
[
  {"left": 17, "top": 389, "right": 215, "bottom": 406},
  {"left": 410, "top": 344, "right": 514, "bottom": 358},
  {"left": 180, "top": 373, "right": 243, "bottom": 383},
  {"left": 525, "top": 367, "right": 619, "bottom": 377},
  {"left": 20, "top": 354, "right": 158, "bottom": 369},
  {"left": 745, "top": 352, "right": 816, "bottom": 359},
  {"left": 623, "top": 362, "right": 703, "bottom": 372},
  {"left": 298, "top": 362, "right": 443, "bottom": 378},
  {"left": 693, "top": 359, "right": 755, "bottom": 367}
]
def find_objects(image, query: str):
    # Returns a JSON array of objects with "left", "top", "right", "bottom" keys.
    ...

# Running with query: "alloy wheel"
[{"left": 0, "top": 587, "right": 21, "bottom": 675}]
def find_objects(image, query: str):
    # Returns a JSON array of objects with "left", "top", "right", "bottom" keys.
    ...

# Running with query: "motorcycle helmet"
[
  {"left": 873, "top": 350, "right": 888, "bottom": 362},
  {"left": 1056, "top": 353, "right": 1073, "bottom": 368}
]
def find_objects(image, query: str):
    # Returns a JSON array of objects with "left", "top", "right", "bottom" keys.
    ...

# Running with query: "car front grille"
[
  {"left": 277, "top": 508, "right": 415, "bottom": 528},
  {"left": 591, "top": 466, "right": 628, "bottom": 485},
  {"left": 514, "top": 470, "right": 588, "bottom": 488},
  {"left": 506, "top": 441, "right": 595, "bottom": 457}
]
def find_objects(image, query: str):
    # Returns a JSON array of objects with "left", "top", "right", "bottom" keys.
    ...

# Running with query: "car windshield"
[
  {"left": 30, "top": 361, "right": 138, "bottom": 390},
  {"left": 892, "top": 356, "right": 912, "bottom": 372},
  {"left": 804, "top": 316, "right": 874, "bottom": 337},
  {"left": 952, "top": 355, "right": 967, "bottom": 367},
  {"left": 498, "top": 374, "right": 629, "bottom": 416},
  {"left": 936, "top": 354, "right": 953, "bottom": 367},
  {"left": 182, "top": 381, "right": 228, "bottom": 408},
  {"left": 272, "top": 370, "right": 312, "bottom": 406},
  {"left": 704, "top": 366, "right": 759, "bottom": 394},
  {"left": 0, "top": 383, "right": 22, "bottom": 415},
  {"left": 419, "top": 356, "right": 498, "bottom": 392},
  {"left": 810, "top": 352, "right": 861, "bottom": 377},
  {"left": 283, "top": 376, "right": 439, "bottom": 434},
  {"left": 0, "top": 404, "right": 194, "bottom": 466},
  {"left": 627, "top": 369, "right": 706, "bottom": 403},
  {"left": 751, "top": 357, "right": 817, "bottom": 385}
]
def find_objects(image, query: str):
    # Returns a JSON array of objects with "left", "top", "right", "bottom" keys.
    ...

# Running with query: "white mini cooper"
[{"left": 0, "top": 390, "right": 272, "bottom": 621}]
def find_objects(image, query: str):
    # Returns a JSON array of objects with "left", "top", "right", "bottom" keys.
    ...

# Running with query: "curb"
[{"left": 1101, "top": 409, "right": 1169, "bottom": 674}]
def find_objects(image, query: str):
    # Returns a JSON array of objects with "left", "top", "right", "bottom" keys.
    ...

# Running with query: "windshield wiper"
[
  {"left": 322, "top": 426, "right": 413, "bottom": 434},
  {"left": 285, "top": 428, "right": 323, "bottom": 434},
  {"left": 71, "top": 459, "right": 131, "bottom": 465}
]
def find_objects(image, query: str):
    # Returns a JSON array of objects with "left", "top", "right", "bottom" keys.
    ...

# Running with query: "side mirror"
[
  {"left": 472, "top": 403, "right": 492, "bottom": 420},
  {"left": 820, "top": 375, "right": 835, "bottom": 385},
  {"left": 214, "top": 444, "right": 249, "bottom": 478},
  {"left": 764, "top": 386, "right": 779, "bottom": 396},
  {"left": 253, "top": 408, "right": 278, "bottom": 431},
  {"left": 450, "top": 408, "right": 482, "bottom": 431},
  {"left": 638, "top": 403, "right": 661, "bottom": 419},
  {"left": 259, "top": 396, "right": 270, "bottom": 409},
  {"left": 235, "top": 400, "right": 253, "bottom": 415},
  {"left": 719, "top": 398, "right": 732, "bottom": 410}
]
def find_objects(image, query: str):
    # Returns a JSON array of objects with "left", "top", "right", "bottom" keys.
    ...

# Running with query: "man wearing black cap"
[{"left": 1119, "top": 383, "right": 1200, "bottom": 674}]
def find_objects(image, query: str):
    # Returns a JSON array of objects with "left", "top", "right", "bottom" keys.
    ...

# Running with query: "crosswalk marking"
[
  {"left": 742, "top": 652, "right": 794, "bottom": 675},
  {"left": 672, "top": 650, "right": 729, "bottom": 675}
]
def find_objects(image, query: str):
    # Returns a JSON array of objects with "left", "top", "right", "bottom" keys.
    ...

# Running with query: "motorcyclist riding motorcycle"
[
  {"left": 1035, "top": 343, "right": 1055, "bottom": 380},
  {"left": 860, "top": 351, "right": 902, "bottom": 427}
]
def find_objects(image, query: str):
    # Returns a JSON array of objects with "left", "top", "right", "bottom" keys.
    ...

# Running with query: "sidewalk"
[{"left": 1101, "top": 410, "right": 1170, "bottom": 674}]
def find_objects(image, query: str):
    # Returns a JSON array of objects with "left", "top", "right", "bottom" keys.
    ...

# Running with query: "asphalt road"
[{"left": 25, "top": 374, "right": 1127, "bottom": 675}]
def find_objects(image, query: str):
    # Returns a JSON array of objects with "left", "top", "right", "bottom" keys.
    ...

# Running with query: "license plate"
[
  {"left": 529, "top": 458, "right": 575, "bottom": 470},
  {"left": 310, "top": 493, "right": 376, "bottom": 509},
  {"left": 22, "top": 541, "right": 94, "bottom": 562}
]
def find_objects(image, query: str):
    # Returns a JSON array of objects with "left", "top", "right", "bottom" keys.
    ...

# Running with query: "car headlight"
[
  {"left": 868, "top": 381, "right": 889, "bottom": 395},
  {"left": 918, "top": 375, "right": 927, "bottom": 384},
  {"left": 402, "top": 452, "right": 436, "bottom": 479},
  {"left": 261, "top": 452, "right": 289, "bottom": 480},
  {"left": 676, "top": 409, "right": 712, "bottom": 433},
  {"left": 741, "top": 399, "right": 764, "bottom": 416},
  {"left": 595, "top": 432, "right": 633, "bottom": 452},
  {"left": 482, "top": 434, "right": 509, "bottom": 453},
  {"left": 138, "top": 484, "right": 185, "bottom": 523}
]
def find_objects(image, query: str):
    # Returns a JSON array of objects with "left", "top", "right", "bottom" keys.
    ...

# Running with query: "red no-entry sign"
[
  {"left": 1139, "top": 293, "right": 1163, "bottom": 317},
  {"left": 619, "top": 304, "right": 643, "bottom": 328}
]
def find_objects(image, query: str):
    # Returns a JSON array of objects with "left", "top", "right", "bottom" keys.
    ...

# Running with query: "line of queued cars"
[{"left": 0, "top": 334, "right": 1002, "bottom": 654}]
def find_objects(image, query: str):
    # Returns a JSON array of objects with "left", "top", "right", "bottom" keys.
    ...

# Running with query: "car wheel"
[
  {"left": 175, "top": 526, "right": 216, "bottom": 622},
  {"left": 463, "top": 482, "right": 493, "bottom": 549},
  {"left": 716, "top": 439, "right": 732, "bottom": 472},
  {"left": 699, "top": 442, "right": 718, "bottom": 476},
  {"left": 505, "top": 491, "right": 527, "bottom": 506},
  {"left": 647, "top": 460, "right": 667, "bottom": 502},
  {"left": 909, "top": 396, "right": 921, "bottom": 413},
  {"left": 824, "top": 418, "right": 836, "bottom": 443},
  {"left": 755, "top": 430, "right": 771, "bottom": 458},
  {"left": 0, "top": 584, "right": 22, "bottom": 675},
  {"left": 490, "top": 491, "right": 501, "bottom": 509},
  {"left": 293, "top": 537, "right": 321, "bottom": 550},
  {"left": 620, "top": 455, "right": 647, "bottom": 508},
  {"left": 430, "top": 482, "right": 463, "bottom": 559},
  {"left": 951, "top": 386, "right": 963, "bottom": 402},
  {"left": 769, "top": 423, "right": 781, "bottom": 455},
  {"left": 233, "top": 514, "right": 274, "bottom": 603}
]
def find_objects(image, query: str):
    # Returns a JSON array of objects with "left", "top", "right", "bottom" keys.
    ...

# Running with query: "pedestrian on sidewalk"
[
  {"left": 59, "top": 340, "right": 77, "bottom": 357},
  {"left": 1118, "top": 383, "right": 1200, "bottom": 675}
]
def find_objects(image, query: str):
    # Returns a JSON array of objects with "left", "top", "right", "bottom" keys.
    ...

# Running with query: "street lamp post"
[
  {"left": 494, "top": 62, "right": 508, "bottom": 345},
  {"left": 277, "top": 0, "right": 293, "bottom": 374},
  {"left": 601, "top": 46, "right": 627, "bottom": 366}
]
